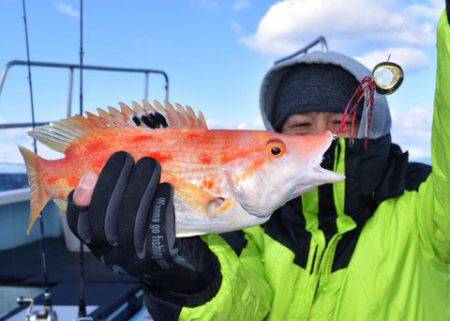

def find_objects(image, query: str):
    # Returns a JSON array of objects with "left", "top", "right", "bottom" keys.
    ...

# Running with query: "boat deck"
[{"left": 0, "top": 183, "right": 152, "bottom": 320}]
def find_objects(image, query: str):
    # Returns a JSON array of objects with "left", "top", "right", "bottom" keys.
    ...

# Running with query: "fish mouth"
[
  {"left": 311, "top": 163, "right": 345, "bottom": 183},
  {"left": 308, "top": 132, "right": 344, "bottom": 183}
]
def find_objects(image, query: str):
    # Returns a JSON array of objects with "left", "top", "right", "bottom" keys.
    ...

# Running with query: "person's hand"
[{"left": 66, "top": 152, "right": 219, "bottom": 294}]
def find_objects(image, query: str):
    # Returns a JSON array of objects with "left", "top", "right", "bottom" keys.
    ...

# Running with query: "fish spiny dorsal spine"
[{"left": 28, "top": 100, "right": 208, "bottom": 153}]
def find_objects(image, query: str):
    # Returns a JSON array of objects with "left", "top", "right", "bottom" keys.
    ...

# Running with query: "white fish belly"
[{"left": 173, "top": 197, "right": 271, "bottom": 237}]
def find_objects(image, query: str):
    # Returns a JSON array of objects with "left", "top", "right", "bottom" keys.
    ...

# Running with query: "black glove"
[{"left": 67, "top": 152, "right": 221, "bottom": 297}]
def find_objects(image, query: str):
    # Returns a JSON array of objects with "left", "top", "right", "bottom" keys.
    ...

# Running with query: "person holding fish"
[{"left": 21, "top": 5, "right": 449, "bottom": 321}]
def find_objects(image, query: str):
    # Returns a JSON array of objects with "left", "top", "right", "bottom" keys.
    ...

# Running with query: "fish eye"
[
  {"left": 272, "top": 146, "right": 281, "bottom": 155},
  {"left": 267, "top": 140, "right": 286, "bottom": 158}
]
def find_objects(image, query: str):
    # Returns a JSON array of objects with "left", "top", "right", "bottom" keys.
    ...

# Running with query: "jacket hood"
[{"left": 260, "top": 51, "right": 392, "bottom": 139}]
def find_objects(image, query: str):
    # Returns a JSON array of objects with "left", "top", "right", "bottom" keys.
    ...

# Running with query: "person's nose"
[{"left": 310, "top": 119, "right": 329, "bottom": 135}]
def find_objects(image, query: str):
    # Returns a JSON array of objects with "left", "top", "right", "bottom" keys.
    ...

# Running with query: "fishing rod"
[
  {"left": 21, "top": 1, "right": 57, "bottom": 319},
  {"left": 21, "top": 1, "right": 36, "bottom": 152},
  {"left": 77, "top": 0, "right": 88, "bottom": 318}
]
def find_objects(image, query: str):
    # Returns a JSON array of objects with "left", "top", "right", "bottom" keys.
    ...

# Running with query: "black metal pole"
[
  {"left": 0, "top": 60, "right": 169, "bottom": 98},
  {"left": 21, "top": 0, "right": 37, "bottom": 153},
  {"left": 22, "top": 0, "right": 51, "bottom": 303},
  {"left": 78, "top": 241, "right": 86, "bottom": 318},
  {"left": 79, "top": 0, "right": 84, "bottom": 116},
  {"left": 77, "top": 0, "right": 87, "bottom": 318}
]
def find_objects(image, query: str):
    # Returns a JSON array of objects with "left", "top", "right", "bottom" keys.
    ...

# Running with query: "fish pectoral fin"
[
  {"left": 164, "top": 175, "right": 232, "bottom": 218},
  {"left": 206, "top": 197, "right": 236, "bottom": 218}
]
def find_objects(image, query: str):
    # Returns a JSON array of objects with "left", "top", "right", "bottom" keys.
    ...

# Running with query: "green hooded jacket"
[{"left": 145, "top": 11, "right": 449, "bottom": 321}]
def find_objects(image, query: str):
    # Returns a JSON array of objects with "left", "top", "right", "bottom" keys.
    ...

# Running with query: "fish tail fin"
[{"left": 19, "top": 146, "right": 51, "bottom": 234}]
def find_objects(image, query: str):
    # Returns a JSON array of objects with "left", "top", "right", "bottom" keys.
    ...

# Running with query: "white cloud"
[
  {"left": 187, "top": 0, "right": 220, "bottom": 11},
  {"left": 0, "top": 121, "right": 63, "bottom": 166},
  {"left": 206, "top": 118, "right": 243, "bottom": 129},
  {"left": 242, "top": 0, "right": 441, "bottom": 62},
  {"left": 356, "top": 47, "right": 429, "bottom": 72},
  {"left": 206, "top": 116, "right": 264, "bottom": 130},
  {"left": 252, "top": 116, "right": 264, "bottom": 128},
  {"left": 407, "top": 0, "right": 444, "bottom": 21},
  {"left": 233, "top": 0, "right": 250, "bottom": 11},
  {"left": 230, "top": 20, "right": 243, "bottom": 34},
  {"left": 206, "top": 118, "right": 220, "bottom": 128},
  {"left": 390, "top": 106, "right": 432, "bottom": 160},
  {"left": 54, "top": 1, "right": 79, "bottom": 19},
  {"left": 237, "top": 122, "right": 247, "bottom": 129}
]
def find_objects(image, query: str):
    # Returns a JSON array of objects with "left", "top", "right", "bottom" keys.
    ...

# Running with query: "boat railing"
[
  {"left": 0, "top": 60, "right": 169, "bottom": 251},
  {"left": 0, "top": 56, "right": 170, "bottom": 179},
  {"left": 274, "top": 36, "right": 328, "bottom": 65},
  {"left": 0, "top": 60, "right": 169, "bottom": 132}
]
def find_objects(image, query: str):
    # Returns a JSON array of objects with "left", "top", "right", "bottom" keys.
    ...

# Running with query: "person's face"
[{"left": 281, "top": 112, "right": 359, "bottom": 137}]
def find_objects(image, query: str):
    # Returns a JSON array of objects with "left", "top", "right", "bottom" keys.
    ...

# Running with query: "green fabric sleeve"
[
  {"left": 179, "top": 233, "right": 273, "bottom": 320},
  {"left": 415, "top": 11, "right": 450, "bottom": 263}
]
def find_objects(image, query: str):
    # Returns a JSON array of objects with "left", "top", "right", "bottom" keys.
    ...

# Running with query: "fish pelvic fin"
[
  {"left": 27, "top": 100, "right": 208, "bottom": 154},
  {"left": 19, "top": 146, "right": 51, "bottom": 234},
  {"left": 53, "top": 199, "right": 68, "bottom": 212}
]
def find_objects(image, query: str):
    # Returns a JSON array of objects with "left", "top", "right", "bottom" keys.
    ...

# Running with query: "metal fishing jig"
[
  {"left": 337, "top": 61, "right": 405, "bottom": 148},
  {"left": 372, "top": 61, "right": 404, "bottom": 95}
]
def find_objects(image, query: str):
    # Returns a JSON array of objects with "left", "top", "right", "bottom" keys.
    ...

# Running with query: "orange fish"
[{"left": 19, "top": 100, "right": 344, "bottom": 236}]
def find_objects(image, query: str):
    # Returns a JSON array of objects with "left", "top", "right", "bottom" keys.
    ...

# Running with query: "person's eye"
[
  {"left": 331, "top": 120, "right": 351, "bottom": 126},
  {"left": 292, "top": 122, "right": 311, "bottom": 128}
]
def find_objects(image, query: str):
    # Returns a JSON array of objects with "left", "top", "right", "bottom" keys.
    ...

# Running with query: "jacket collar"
[{"left": 304, "top": 134, "right": 410, "bottom": 234}]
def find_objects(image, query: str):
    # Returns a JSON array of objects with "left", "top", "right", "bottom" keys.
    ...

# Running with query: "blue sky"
[{"left": 0, "top": 0, "right": 445, "bottom": 164}]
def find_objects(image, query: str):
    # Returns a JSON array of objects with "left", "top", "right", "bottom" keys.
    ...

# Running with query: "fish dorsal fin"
[{"left": 29, "top": 100, "right": 208, "bottom": 153}]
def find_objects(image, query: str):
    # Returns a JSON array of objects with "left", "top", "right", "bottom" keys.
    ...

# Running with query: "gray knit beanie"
[
  {"left": 260, "top": 51, "right": 392, "bottom": 139},
  {"left": 273, "top": 64, "right": 362, "bottom": 131}
]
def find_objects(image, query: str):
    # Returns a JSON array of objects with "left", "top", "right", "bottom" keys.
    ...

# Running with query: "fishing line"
[
  {"left": 387, "top": 5, "right": 412, "bottom": 62},
  {"left": 79, "top": 0, "right": 84, "bottom": 116},
  {"left": 22, "top": 0, "right": 52, "bottom": 302},
  {"left": 338, "top": 5, "right": 410, "bottom": 143},
  {"left": 77, "top": 0, "right": 88, "bottom": 318},
  {"left": 21, "top": 0, "right": 37, "bottom": 153}
]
